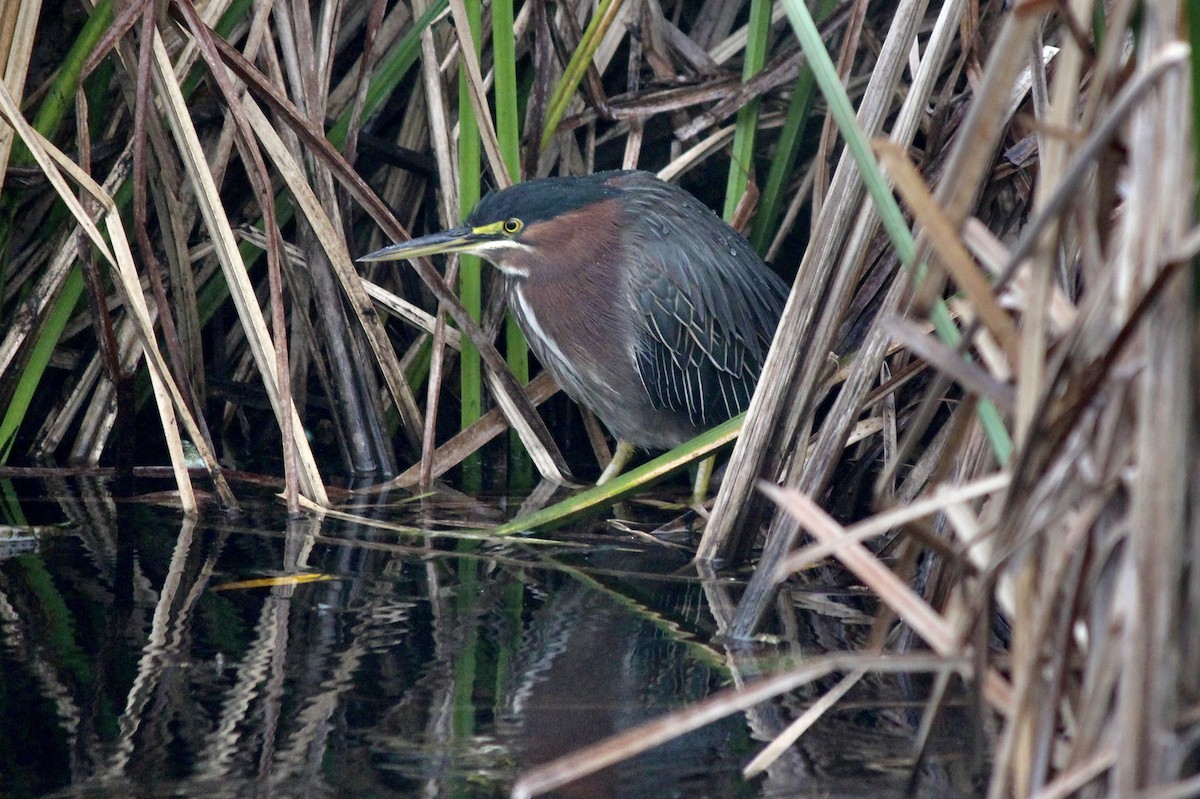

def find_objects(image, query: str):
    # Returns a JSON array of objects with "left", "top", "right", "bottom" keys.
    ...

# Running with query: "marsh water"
[{"left": 0, "top": 473, "right": 982, "bottom": 798}]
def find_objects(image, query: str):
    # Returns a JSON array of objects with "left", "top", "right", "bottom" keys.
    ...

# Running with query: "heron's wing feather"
[{"left": 617, "top": 173, "right": 788, "bottom": 429}]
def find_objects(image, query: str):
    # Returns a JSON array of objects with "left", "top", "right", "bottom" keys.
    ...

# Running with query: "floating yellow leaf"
[{"left": 211, "top": 573, "right": 338, "bottom": 591}]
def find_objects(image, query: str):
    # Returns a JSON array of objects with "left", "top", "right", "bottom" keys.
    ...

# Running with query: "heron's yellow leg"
[
  {"left": 597, "top": 439, "right": 636, "bottom": 484},
  {"left": 692, "top": 455, "right": 716, "bottom": 504}
]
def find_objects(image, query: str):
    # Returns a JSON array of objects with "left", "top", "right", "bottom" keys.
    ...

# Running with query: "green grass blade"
[
  {"left": 724, "top": 0, "right": 773, "bottom": 221},
  {"left": 0, "top": 480, "right": 26, "bottom": 524},
  {"left": 539, "top": 0, "right": 622, "bottom": 150},
  {"left": 491, "top": 415, "right": 744, "bottom": 535},
  {"left": 750, "top": 0, "right": 837, "bottom": 253},
  {"left": 459, "top": 0, "right": 484, "bottom": 488},
  {"left": 8, "top": 0, "right": 114, "bottom": 165},
  {"left": 326, "top": 0, "right": 448, "bottom": 148},
  {"left": 493, "top": 0, "right": 521, "bottom": 176},
  {"left": 0, "top": 269, "right": 84, "bottom": 463},
  {"left": 493, "top": 0, "right": 533, "bottom": 484},
  {"left": 750, "top": 68, "right": 814, "bottom": 252}
]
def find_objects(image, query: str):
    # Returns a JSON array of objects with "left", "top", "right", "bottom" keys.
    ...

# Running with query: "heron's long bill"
[{"left": 357, "top": 225, "right": 485, "bottom": 262}]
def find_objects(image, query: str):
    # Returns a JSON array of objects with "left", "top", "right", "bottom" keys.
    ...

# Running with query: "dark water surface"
[{"left": 0, "top": 475, "right": 980, "bottom": 798}]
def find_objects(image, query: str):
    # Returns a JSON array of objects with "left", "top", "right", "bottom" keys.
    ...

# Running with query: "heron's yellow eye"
[{"left": 503, "top": 218, "right": 523, "bottom": 234}]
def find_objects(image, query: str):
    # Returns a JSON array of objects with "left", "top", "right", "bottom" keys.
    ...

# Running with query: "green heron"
[{"left": 360, "top": 170, "right": 788, "bottom": 492}]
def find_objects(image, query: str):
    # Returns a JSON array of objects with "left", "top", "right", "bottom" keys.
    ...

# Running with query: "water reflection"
[{"left": 0, "top": 476, "right": 980, "bottom": 798}]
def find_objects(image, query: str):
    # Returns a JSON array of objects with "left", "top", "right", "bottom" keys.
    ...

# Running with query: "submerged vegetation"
[{"left": 1, "top": 0, "right": 1198, "bottom": 796}]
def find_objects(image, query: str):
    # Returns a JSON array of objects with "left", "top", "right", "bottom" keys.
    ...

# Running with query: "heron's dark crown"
[{"left": 467, "top": 171, "right": 630, "bottom": 228}]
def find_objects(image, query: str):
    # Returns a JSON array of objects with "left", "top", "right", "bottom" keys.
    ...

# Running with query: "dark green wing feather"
[{"left": 614, "top": 172, "right": 788, "bottom": 429}]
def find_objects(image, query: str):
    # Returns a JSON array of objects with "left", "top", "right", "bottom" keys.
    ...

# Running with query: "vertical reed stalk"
[
  {"left": 492, "top": 0, "right": 533, "bottom": 485},
  {"left": 458, "top": 0, "right": 483, "bottom": 487}
]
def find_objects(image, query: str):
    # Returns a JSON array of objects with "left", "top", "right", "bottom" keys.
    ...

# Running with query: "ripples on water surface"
[{"left": 0, "top": 475, "right": 982, "bottom": 798}]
